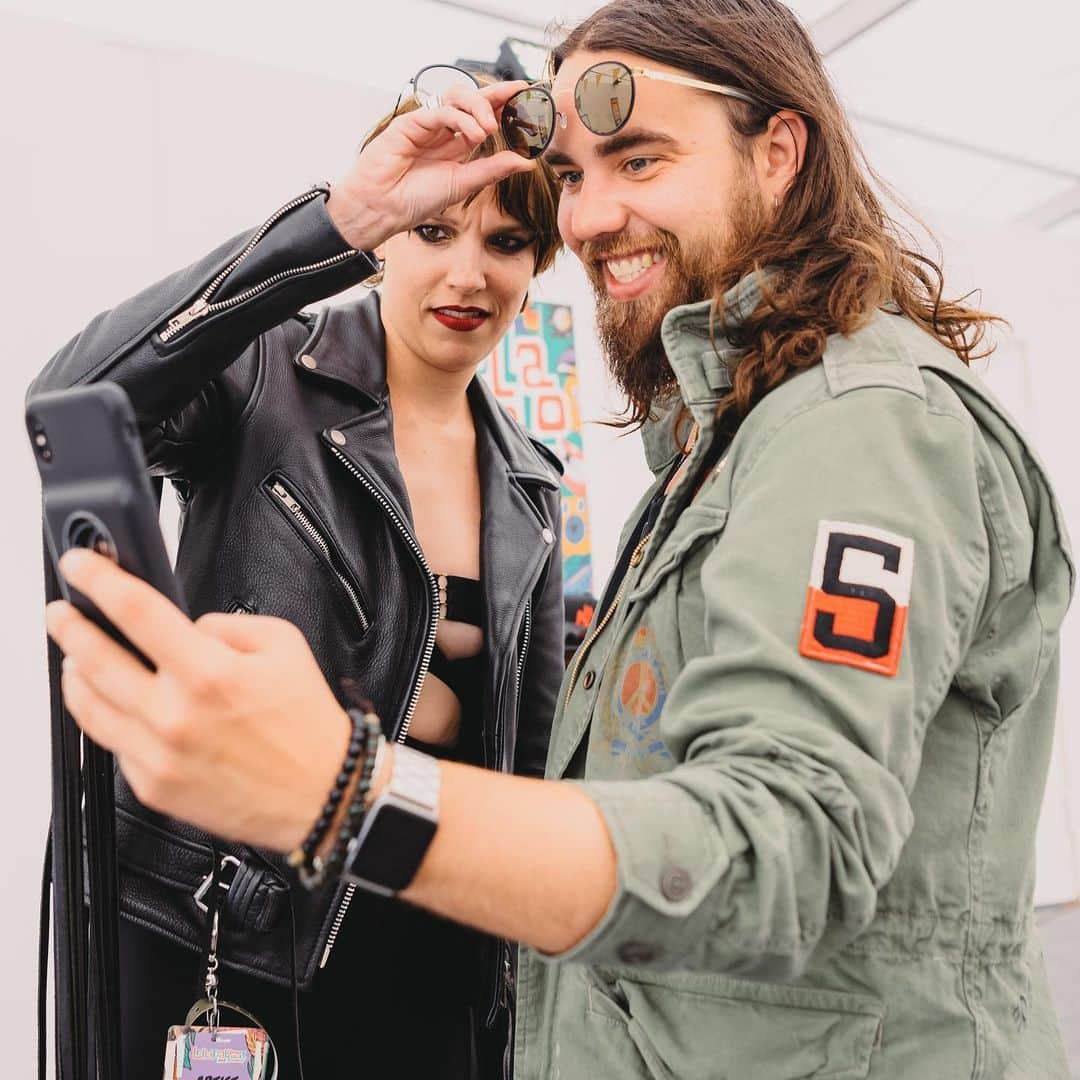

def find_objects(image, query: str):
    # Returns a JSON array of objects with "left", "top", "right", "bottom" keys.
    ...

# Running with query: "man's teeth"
[{"left": 605, "top": 251, "right": 663, "bottom": 284}]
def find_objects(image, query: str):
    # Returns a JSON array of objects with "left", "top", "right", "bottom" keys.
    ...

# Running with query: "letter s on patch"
[{"left": 798, "top": 521, "right": 914, "bottom": 677}]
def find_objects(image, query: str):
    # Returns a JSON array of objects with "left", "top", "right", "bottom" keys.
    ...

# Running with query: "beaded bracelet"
[
  {"left": 317, "top": 719, "right": 385, "bottom": 887},
  {"left": 288, "top": 707, "right": 381, "bottom": 888}
]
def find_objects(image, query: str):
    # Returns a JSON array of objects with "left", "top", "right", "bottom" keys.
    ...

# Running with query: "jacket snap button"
[
  {"left": 300, "top": 353, "right": 318, "bottom": 370},
  {"left": 617, "top": 941, "right": 656, "bottom": 965},
  {"left": 583, "top": 670, "right": 596, "bottom": 690},
  {"left": 330, "top": 430, "right": 347, "bottom": 446},
  {"left": 542, "top": 527, "right": 555, "bottom": 545},
  {"left": 661, "top": 867, "right": 692, "bottom": 901}
]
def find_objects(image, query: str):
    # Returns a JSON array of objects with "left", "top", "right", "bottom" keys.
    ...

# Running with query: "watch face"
[{"left": 344, "top": 800, "right": 438, "bottom": 894}]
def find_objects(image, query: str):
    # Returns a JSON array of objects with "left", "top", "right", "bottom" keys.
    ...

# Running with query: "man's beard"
[{"left": 582, "top": 174, "right": 767, "bottom": 425}]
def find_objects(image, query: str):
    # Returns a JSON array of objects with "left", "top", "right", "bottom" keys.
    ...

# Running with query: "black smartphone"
[{"left": 27, "top": 382, "right": 186, "bottom": 666}]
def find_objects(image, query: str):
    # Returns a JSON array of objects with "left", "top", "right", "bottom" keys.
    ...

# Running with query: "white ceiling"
[{"left": 2, "top": 0, "right": 1076, "bottom": 234}]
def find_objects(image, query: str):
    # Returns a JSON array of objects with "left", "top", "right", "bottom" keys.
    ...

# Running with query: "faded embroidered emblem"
[{"left": 609, "top": 625, "right": 672, "bottom": 767}]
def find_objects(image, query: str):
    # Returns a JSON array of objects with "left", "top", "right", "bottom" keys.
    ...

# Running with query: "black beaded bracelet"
[
  {"left": 288, "top": 707, "right": 380, "bottom": 888},
  {"left": 316, "top": 713, "right": 384, "bottom": 886}
]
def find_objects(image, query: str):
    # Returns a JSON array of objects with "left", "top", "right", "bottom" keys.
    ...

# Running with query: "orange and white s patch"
[{"left": 798, "top": 521, "right": 914, "bottom": 677}]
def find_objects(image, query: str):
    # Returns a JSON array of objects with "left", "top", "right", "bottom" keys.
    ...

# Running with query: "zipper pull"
[{"left": 162, "top": 297, "right": 210, "bottom": 339}]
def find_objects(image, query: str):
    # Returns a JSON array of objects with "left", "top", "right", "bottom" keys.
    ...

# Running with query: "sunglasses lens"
[
  {"left": 414, "top": 65, "right": 479, "bottom": 107},
  {"left": 574, "top": 61, "right": 633, "bottom": 135},
  {"left": 501, "top": 88, "right": 555, "bottom": 159}
]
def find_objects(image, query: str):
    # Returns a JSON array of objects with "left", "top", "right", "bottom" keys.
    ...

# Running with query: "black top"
[{"left": 405, "top": 574, "right": 485, "bottom": 764}]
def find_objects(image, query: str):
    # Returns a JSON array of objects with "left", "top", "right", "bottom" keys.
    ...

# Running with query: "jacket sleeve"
[
  {"left": 28, "top": 186, "right": 378, "bottom": 479},
  {"left": 558, "top": 386, "right": 990, "bottom": 977},
  {"left": 515, "top": 485, "right": 565, "bottom": 779}
]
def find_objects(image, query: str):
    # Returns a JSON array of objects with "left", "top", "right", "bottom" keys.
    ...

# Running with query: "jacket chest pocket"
[
  {"left": 626, "top": 506, "right": 729, "bottom": 665},
  {"left": 260, "top": 472, "right": 371, "bottom": 635},
  {"left": 628, "top": 504, "right": 729, "bottom": 607}
]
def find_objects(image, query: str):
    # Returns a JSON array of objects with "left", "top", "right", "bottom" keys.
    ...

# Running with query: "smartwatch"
[{"left": 343, "top": 743, "right": 440, "bottom": 896}]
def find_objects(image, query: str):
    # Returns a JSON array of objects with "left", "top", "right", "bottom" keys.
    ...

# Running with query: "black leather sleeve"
[
  {"left": 515, "top": 486, "right": 564, "bottom": 778},
  {"left": 28, "top": 187, "right": 378, "bottom": 479}
]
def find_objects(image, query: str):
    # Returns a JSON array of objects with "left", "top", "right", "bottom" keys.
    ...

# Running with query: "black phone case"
[{"left": 27, "top": 383, "right": 186, "bottom": 665}]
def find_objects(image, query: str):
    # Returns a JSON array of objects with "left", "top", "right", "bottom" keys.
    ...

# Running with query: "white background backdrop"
[{"left": 2, "top": 3, "right": 1078, "bottom": 1075}]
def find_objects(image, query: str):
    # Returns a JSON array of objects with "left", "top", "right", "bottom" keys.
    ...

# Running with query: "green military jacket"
[{"left": 514, "top": 277, "right": 1074, "bottom": 1079}]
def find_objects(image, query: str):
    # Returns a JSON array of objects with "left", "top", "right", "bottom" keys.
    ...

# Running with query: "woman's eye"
[
  {"left": 557, "top": 170, "right": 583, "bottom": 189},
  {"left": 489, "top": 234, "right": 532, "bottom": 255},
  {"left": 415, "top": 224, "right": 449, "bottom": 243},
  {"left": 625, "top": 157, "right": 656, "bottom": 175}
]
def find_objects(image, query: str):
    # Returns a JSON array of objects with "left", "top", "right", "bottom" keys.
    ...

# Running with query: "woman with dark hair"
[{"left": 33, "top": 75, "right": 564, "bottom": 1078}]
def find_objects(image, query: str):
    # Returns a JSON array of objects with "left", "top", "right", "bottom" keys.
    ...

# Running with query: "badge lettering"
[{"left": 799, "top": 521, "right": 913, "bottom": 677}]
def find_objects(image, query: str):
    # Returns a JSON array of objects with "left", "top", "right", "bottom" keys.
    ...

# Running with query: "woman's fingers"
[
  {"left": 438, "top": 82, "right": 501, "bottom": 133},
  {"left": 405, "top": 104, "right": 489, "bottom": 149},
  {"left": 450, "top": 150, "right": 536, "bottom": 204}
]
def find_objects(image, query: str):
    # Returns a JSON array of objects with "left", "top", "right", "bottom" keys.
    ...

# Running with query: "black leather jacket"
[{"left": 30, "top": 186, "right": 564, "bottom": 1007}]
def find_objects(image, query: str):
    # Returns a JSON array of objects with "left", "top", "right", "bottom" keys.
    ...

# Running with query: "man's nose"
[{"left": 568, "top": 179, "right": 630, "bottom": 246}]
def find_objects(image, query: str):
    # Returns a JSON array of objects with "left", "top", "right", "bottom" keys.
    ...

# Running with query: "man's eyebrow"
[{"left": 544, "top": 128, "right": 681, "bottom": 167}]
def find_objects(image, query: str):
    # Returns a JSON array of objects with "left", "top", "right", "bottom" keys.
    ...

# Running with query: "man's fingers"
[
  {"left": 61, "top": 659, "right": 152, "bottom": 759},
  {"left": 195, "top": 611, "right": 286, "bottom": 654},
  {"left": 46, "top": 599, "right": 158, "bottom": 710},
  {"left": 57, "top": 549, "right": 221, "bottom": 681}
]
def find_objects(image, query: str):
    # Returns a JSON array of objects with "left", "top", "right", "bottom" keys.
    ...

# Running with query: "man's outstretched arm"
[{"left": 45, "top": 547, "right": 617, "bottom": 955}]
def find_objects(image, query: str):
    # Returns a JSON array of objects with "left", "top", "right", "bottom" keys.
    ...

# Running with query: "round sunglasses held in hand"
[{"left": 402, "top": 64, "right": 556, "bottom": 160}]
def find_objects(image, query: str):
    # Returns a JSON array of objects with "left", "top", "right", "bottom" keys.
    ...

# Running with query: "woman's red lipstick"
[{"left": 431, "top": 306, "right": 490, "bottom": 332}]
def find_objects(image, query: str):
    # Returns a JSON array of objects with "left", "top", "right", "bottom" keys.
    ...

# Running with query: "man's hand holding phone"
[{"left": 46, "top": 549, "right": 352, "bottom": 854}]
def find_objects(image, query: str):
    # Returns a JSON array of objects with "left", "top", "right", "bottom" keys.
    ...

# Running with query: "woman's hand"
[
  {"left": 45, "top": 549, "right": 351, "bottom": 853},
  {"left": 326, "top": 80, "right": 537, "bottom": 253}
]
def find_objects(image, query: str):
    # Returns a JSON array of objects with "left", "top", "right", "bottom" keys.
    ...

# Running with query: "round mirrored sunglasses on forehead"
[{"left": 401, "top": 62, "right": 765, "bottom": 161}]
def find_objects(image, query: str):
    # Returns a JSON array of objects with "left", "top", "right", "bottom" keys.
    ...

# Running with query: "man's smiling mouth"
[{"left": 604, "top": 249, "right": 667, "bottom": 285}]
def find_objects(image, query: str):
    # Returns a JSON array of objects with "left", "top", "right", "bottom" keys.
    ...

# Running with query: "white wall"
[{"left": 3, "top": 12, "right": 1078, "bottom": 1079}]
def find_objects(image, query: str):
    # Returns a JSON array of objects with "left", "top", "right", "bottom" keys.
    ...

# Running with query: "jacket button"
[
  {"left": 300, "top": 354, "right": 318, "bottom": 370},
  {"left": 542, "top": 527, "right": 555, "bottom": 545},
  {"left": 617, "top": 941, "right": 657, "bottom": 965},
  {"left": 661, "top": 867, "right": 692, "bottom": 901},
  {"left": 329, "top": 430, "right": 347, "bottom": 446},
  {"left": 583, "top": 670, "right": 596, "bottom": 690}
]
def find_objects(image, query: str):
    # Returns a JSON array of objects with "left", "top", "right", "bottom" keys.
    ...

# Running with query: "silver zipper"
[
  {"left": 564, "top": 529, "right": 652, "bottom": 705},
  {"left": 267, "top": 479, "right": 369, "bottom": 633},
  {"left": 159, "top": 188, "right": 358, "bottom": 343},
  {"left": 514, "top": 600, "right": 532, "bottom": 726},
  {"left": 320, "top": 441, "right": 440, "bottom": 968},
  {"left": 480, "top": 600, "right": 533, "bottom": 1029}
]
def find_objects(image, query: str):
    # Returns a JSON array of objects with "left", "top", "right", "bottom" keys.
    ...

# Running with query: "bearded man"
[{"left": 45, "top": 1, "right": 1073, "bottom": 1076}]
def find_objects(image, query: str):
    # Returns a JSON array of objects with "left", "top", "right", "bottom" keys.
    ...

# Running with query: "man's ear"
[{"left": 760, "top": 109, "right": 808, "bottom": 194}]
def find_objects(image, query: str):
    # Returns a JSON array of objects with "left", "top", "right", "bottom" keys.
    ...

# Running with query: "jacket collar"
[
  {"left": 641, "top": 270, "right": 767, "bottom": 476},
  {"left": 292, "top": 290, "right": 558, "bottom": 488}
]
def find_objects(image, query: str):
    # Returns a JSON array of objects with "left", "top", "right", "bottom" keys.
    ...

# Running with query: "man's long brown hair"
[{"left": 552, "top": 0, "right": 1001, "bottom": 429}]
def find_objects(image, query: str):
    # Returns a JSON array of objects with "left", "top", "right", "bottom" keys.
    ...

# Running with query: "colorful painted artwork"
[{"left": 479, "top": 302, "right": 594, "bottom": 594}]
